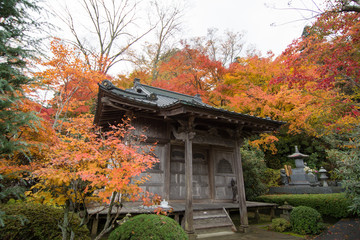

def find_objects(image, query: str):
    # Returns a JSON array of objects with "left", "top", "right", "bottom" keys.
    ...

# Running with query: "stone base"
[
  {"left": 186, "top": 232, "right": 197, "bottom": 240},
  {"left": 269, "top": 186, "right": 344, "bottom": 194},
  {"left": 238, "top": 225, "right": 249, "bottom": 233}
]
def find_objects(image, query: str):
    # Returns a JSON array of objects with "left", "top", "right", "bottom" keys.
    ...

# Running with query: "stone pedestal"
[
  {"left": 290, "top": 168, "right": 310, "bottom": 185},
  {"left": 288, "top": 146, "right": 310, "bottom": 186}
]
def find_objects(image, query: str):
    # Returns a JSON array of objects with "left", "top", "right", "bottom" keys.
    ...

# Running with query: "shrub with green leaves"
[
  {"left": 108, "top": 214, "right": 188, "bottom": 240},
  {"left": 270, "top": 218, "right": 291, "bottom": 232},
  {"left": 0, "top": 202, "right": 90, "bottom": 240},
  {"left": 290, "top": 206, "right": 323, "bottom": 235},
  {"left": 241, "top": 142, "right": 268, "bottom": 200},
  {"left": 326, "top": 125, "right": 360, "bottom": 216},
  {"left": 256, "top": 193, "right": 351, "bottom": 218}
]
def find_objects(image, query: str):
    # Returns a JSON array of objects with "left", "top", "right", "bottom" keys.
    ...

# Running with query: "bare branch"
[{"left": 51, "top": 0, "right": 156, "bottom": 74}]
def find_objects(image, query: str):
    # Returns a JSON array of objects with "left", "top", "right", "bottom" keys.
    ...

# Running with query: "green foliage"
[
  {"left": 263, "top": 168, "right": 280, "bottom": 187},
  {"left": 108, "top": 214, "right": 188, "bottom": 240},
  {"left": 0, "top": 202, "right": 90, "bottom": 240},
  {"left": 270, "top": 218, "right": 291, "bottom": 232},
  {"left": 256, "top": 129, "right": 328, "bottom": 169},
  {"left": 0, "top": 0, "right": 42, "bottom": 156},
  {"left": 241, "top": 141, "right": 268, "bottom": 200},
  {"left": 290, "top": 206, "right": 323, "bottom": 235},
  {"left": 256, "top": 193, "right": 351, "bottom": 218},
  {"left": 326, "top": 125, "right": 360, "bottom": 216}
]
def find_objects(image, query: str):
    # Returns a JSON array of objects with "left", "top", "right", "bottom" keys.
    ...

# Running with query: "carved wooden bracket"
[{"left": 172, "top": 116, "right": 196, "bottom": 141}]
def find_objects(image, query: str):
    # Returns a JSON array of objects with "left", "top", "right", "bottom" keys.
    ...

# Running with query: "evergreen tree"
[{"left": 0, "top": 0, "right": 41, "bottom": 156}]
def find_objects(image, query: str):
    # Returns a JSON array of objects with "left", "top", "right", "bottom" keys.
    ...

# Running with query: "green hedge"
[
  {"left": 109, "top": 214, "right": 188, "bottom": 240},
  {"left": 256, "top": 193, "right": 352, "bottom": 218},
  {"left": 0, "top": 202, "right": 90, "bottom": 240}
]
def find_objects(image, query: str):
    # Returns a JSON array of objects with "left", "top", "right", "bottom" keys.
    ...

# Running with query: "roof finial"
[
  {"left": 194, "top": 94, "right": 202, "bottom": 102},
  {"left": 134, "top": 78, "right": 140, "bottom": 86},
  {"left": 295, "top": 145, "right": 299, "bottom": 153}
]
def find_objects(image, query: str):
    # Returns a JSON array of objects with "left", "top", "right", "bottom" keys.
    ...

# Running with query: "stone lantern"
[
  {"left": 288, "top": 146, "right": 310, "bottom": 186},
  {"left": 279, "top": 201, "right": 293, "bottom": 221},
  {"left": 318, "top": 167, "right": 328, "bottom": 187}
]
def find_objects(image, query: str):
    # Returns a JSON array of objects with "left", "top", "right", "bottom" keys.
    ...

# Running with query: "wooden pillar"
[
  {"left": 163, "top": 142, "right": 171, "bottom": 200},
  {"left": 184, "top": 130, "right": 196, "bottom": 238},
  {"left": 172, "top": 117, "right": 196, "bottom": 239},
  {"left": 270, "top": 206, "right": 276, "bottom": 220},
  {"left": 233, "top": 129, "right": 249, "bottom": 232},
  {"left": 91, "top": 214, "right": 99, "bottom": 237},
  {"left": 254, "top": 208, "right": 260, "bottom": 223}
]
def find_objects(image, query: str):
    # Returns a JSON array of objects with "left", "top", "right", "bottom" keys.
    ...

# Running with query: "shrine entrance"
[
  {"left": 170, "top": 145, "right": 210, "bottom": 200},
  {"left": 169, "top": 145, "right": 236, "bottom": 201}
]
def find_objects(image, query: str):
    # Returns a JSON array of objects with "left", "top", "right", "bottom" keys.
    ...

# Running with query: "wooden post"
[
  {"left": 233, "top": 129, "right": 249, "bottom": 232},
  {"left": 91, "top": 214, "right": 99, "bottom": 237},
  {"left": 163, "top": 142, "right": 171, "bottom": 200},
  {"left": 184, "top": 130, "right": 196, "bottom": 239},
  {"left": 255, "top": 208, "right": 260, "bottom": 223},
  {"left": 270, "top": 206, "right": 276, "bottom": 220}
]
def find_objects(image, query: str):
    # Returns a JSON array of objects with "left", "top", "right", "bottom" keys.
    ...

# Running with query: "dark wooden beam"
[
  {"left": 184, "top": 118, "right": 196, "bottom": 239},
  {"left": 101, "top": 97, "right": 129, "bottom": 111},
  {"left": 158, "top": 106, "right": 186, "bottom": 117},
  {"left": 233, "top": 129, "right": 249, "bottom": 233},
  {"left": 104, "top": 96, "right": 157, "bottom": 112}
]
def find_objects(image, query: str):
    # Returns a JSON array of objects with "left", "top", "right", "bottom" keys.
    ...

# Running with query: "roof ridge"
[{"left": 136, "top": 83, "right": 200, "bottom": 100}]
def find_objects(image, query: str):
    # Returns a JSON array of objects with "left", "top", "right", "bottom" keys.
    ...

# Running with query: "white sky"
[
  {"left": 41, "top": 0, "right": 325, "bottom": 74},
  {"left": 182, "top": 0, "right": 324, "bottom": 56}
]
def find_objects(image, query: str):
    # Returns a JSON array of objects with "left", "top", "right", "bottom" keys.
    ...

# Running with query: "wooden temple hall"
[{"left": 93, "top": 78, "right": 283, "bottom": 237}]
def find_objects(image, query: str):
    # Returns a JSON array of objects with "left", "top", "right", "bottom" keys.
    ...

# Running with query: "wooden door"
[
  {"left": 213, "top": 149, "right": 236, "bottom": 200},
  {"left": 169, "top": 146, "right": 210, "bottom": 200}
]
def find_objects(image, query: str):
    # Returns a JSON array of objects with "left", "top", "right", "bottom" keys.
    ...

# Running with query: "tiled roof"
[
  {"left": 100, "top": 79, "right": 209, "bottom": 108},
  {"left": 99, "top": 79, "right": 284, "bottom": 126}
]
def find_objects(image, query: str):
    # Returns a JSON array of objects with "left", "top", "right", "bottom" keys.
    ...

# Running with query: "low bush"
[
  {"left": 0, "top": 202, "right": 90, "bottom": 240},
  {"left": 108, "top": 214, "right": 188, "bottom": 240},
  {"left": 290, "top": 206, "right": 323, "bottom": 234},
  {"left": 269, "top": 218, "right": 291, "bottom": 232},
  {"left": 256, "top": 193, "right": 351, "bottom": 218}
]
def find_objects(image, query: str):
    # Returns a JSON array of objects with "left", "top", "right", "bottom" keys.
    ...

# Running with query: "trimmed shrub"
[
  {"left": 270, "top": 218, "right": 291, "bottom": 232},
  {"left": 256, "top": 193, "right": 351, "bottom": 218},
  {"left": 0, "top": 202, "right": 90, "bottom": 240},
  {"left": 108, "top": 214, "right": 188, "bottom": 240},
  {"left": 290, "top": 206, "right": 323, "bottom": 234}
]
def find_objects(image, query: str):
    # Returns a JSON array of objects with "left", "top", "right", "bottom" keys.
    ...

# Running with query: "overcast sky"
[
  {"left": 182, "top": 0, "right": 324, "bottom": 56},
  {"left": 42, "top": 0, "right": 325, "bottom": 74}
]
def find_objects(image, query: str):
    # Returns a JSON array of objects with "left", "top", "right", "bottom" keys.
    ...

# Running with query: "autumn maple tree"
[
  {"left": 153, "top": 44, "right": 226, "bottom": 102},
  {"left": 30, "top": 115, "right": 158, "bottom": 240},
  {"left": 34, "top": 38, "right": 108, "bottom": 130}
]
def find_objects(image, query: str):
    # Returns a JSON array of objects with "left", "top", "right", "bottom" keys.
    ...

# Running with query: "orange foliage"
[
  {"left": 34, "top": 38, "right": 109, "bottom": 128},
  {"left": 30, "top": 115, "right": 158, "bottom": 206},
  {"left": 0, "top": 97, "right": 57, "bottom": 179},
  {"left": 153, "top": 45, "right": 226, "bottom": 103}
]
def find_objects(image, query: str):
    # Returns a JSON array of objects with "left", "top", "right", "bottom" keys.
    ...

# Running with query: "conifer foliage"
[{"left": 0, "top": 0, "right": 41, "bottom": 156}]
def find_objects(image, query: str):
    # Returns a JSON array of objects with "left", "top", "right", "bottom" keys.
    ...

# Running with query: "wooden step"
[
  {"left": 194, "top": 216, "right": 232, "bottom": 226},
  {"left": 194, "top": 221, "right": 233, "bottom": 230},
  {"left": 196, "top": 226, "right": 235, "bottom": 235},
  {"left": 183, "top": 208, "right": 237, "bottom": 235},
  {"left": 193, "top": 209, "right": 225, "bottom": 217}
]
